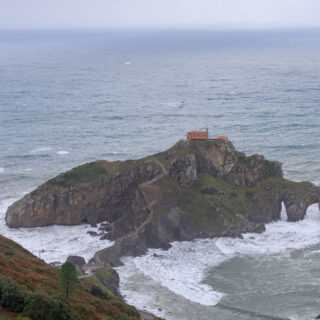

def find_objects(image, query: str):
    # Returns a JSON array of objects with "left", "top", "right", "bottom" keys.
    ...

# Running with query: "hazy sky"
[{"left": 1, "top": 0, "right": 320, "bottom": 29}]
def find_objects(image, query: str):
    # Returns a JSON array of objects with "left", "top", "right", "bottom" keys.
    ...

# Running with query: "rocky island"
[{"left": 6, "top": 139, "right": 320, "bottom": 267}]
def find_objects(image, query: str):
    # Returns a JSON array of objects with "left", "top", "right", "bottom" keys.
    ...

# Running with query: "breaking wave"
[
  {"left": 29, "top": 147, "right": 53, "bottom": 154},
  {"left": 0, "top": 198, "right": 113, "bottom": 263},
  {"left": 117, "top": 204, "right": 320, "bottom": 318},
  {"left": 57, "top": 150, "right": 70, "bottom": 155}
]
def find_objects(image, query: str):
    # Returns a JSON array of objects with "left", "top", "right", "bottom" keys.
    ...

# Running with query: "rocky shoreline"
[{"left": 6, "top": 139, "right": 320, "bottom": 267}]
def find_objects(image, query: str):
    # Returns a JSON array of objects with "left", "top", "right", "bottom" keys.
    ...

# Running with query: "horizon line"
[{"left": 1, "top": 25, "right": 320, "bottom": 33}]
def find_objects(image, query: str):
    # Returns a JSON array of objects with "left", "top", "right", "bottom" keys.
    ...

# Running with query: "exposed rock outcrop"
[
  {"left": 66, "top": 255, "right": 86, "bottom": 273},
  {"left": 6, "top": 139, "right": 320, "bottom": 265},
  {"left": 92, "top": 265, "right": 120, "bottom": 296},
  {"left": 82, "top": 263, "right": 162, "bottom": 319}
]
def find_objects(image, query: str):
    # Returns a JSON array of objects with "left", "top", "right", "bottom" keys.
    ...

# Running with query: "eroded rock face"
[
  {"left": 282, "top": 182, "right": 320, "bottom": 221},
  {"left": 169, "top": 154, "right": 197, "bottom": 187},
  {"left": 6, "top": 139, "right": 320, "bottom": 265},
  {"left": 6, "top": 160, "right": 163, "bottom": 228},
  {"left": 93, "top": 266, "right": 120, "bottom": 296}
]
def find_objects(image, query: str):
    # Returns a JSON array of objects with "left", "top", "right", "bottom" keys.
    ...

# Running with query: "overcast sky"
[{"left": 1, "top": 0, "right": 320, "bottom": 30}]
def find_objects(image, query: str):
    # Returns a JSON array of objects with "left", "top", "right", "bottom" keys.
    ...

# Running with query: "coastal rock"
[
  {"left": 82, "top": 262, "right": 122, "bottom": 297},
  {"left": 282, "top": 182, "right": 320, "bottom": 221},
  {"left": 93, "top": 266, "right": 120, "bottom": 296},
  {"left": 5, "top": 159, "right": 162, "bottom": 228},
  {"left": 99, "top": 222, "right": 112, "bottom": 232},
  {"left": 87, "top": 231, "right": 99, "bottom": 237},
  {"left": 6, "top": 139, "right": 320, "bottom": 265},
  {"left": 66, "top": 255, "right": 86, "bottom": 272},
  {"left": 169, "top": 153, "right": 197, "bottom": 187}
]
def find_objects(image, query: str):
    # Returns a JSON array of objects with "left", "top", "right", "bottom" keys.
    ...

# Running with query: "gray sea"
[{"left": 1, "top": 29, "right": 320, "bottom": 320}]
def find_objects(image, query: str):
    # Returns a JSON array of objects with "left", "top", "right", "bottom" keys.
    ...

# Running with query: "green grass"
[
  {"left": 50, "top": 162, "right": 109, "bottom": 185},
  {"left": 61, "top": 162, "right": 107, "bottom": 183}
]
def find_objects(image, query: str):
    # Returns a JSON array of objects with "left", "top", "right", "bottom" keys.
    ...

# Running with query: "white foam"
[
  {"left": 0, "top": 167, "right": 4, "bottom": 173},
  {"left": 30, "top": 147, "right": 53, "bottom": 154},
  {"left": 161, "top": 101, "right": 184, "bottom": 108},
  {"left": 0, "top": 198, "right": 113, "bottom": 263},
  {"left": 117, "top": 204, "right": 320, "bottom": 317},
  {"left": 117, "top": 260, "right": 170, "bottom": 319},
  {"left": 119, "top": 240, "right": 225, "bottom": 306},
  {"left": 124, "top": 61, "right": 132, "bottom": 65},
  {"left": 280, "top": 201, "right": 288, "bottom": 221},
  {"left": 57, "top": 150, "right": 70, "bottom": 155}
]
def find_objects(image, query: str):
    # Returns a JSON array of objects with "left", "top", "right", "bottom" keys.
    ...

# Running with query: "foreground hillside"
[{"left": 0, "top": 234, "right": 157, "bottom": 320}]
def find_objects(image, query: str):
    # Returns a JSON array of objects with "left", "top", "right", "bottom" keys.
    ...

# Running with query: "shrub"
[
  {"left": 0, "top": 277, "right": 25, "bottom": 312},
  {"left": 59, "top": 262, "right": 78, "bottom": 300},
  {"left": 23, "top": 294, "right": 73, "bottom": 320}
]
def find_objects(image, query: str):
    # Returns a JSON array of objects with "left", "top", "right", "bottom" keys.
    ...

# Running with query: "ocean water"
[
  {"left": 117, "top": 205, "right": 320, "bottom": 320},
  {"left": 1, "top": 29, "right": 320, "bottom": 319}
]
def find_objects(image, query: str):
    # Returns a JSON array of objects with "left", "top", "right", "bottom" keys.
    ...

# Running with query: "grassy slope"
[{"left": 0, "top": 235, "right": 140, "bottom": 320}]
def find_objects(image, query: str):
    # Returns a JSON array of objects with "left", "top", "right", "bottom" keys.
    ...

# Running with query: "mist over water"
[{"left": 1, "top": 29, "right": 320, "bottom": 319}]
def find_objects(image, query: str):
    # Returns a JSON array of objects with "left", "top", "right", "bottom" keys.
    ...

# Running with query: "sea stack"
[{"left": 6, "top": 138, "right": 320, "bottom": 264}]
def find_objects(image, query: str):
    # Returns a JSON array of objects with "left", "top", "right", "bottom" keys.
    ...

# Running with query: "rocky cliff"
[{"left": 6, "top": 139, "right": 320, "bottom": 265}]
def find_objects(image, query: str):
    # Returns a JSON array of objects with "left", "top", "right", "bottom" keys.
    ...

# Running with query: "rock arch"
[{"left": 282, "top": 184, "right": 320, "bottom": 222}]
